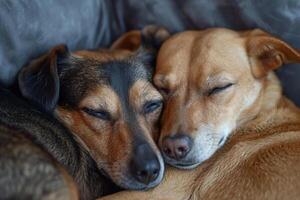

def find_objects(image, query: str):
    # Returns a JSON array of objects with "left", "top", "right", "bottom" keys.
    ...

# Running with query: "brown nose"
[{"left": 162, "top": 135, "right": 192, "bottom": 160}]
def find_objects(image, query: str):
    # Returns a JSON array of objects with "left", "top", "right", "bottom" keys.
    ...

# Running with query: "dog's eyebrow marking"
[
  {"left": 129, "top": 80, "right": 163, "bottom": 110},
  {"left": 79, "top": 85, "right": 120, "bottom": 115},
  {"left": 100, "top": 60, "right": 152, "bottom": 127}
]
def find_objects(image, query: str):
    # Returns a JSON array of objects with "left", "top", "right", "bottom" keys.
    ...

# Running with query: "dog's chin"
[
  {"left": 167, "top": 162, "right": 201, "bottom": 169},
  {"left": 164, "top": 142, "right": 227, "bottom": 170},
  {"left": 113, "top": 174, "right": 163, "bottom": 191},
  {"left": 163, "top": 154, "right": 202, "bottom": 170}
]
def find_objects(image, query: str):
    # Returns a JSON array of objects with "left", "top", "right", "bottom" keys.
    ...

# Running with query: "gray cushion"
[{"left": 0, "top": 0, "right": 299, "bottom": 105}]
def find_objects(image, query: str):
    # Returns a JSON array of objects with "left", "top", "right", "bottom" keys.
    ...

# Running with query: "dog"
[
  {"left": 0, "top": 26, "right": 169, "bottom": 199},
  {"left": 99, "top": 28, "right": 300, "bottom": 200}
]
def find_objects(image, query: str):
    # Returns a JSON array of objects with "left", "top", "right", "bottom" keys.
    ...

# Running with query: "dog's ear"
[
  {"left": 110, "top": 30, "right": 142, "bottom": 51},
  {"left": 140, "top": 25, "right": 170, "bottom": 51},
  {"left": 110, "top": 25, "right": 170, "bottom": 52},
  {"left": 111, "top": 25, "right": 170, "bottom": 68},
  {"left": 136, "top": 25, "right": 171, "bottom": 67},
  {"left": 246, "top": 29, "right": 300, "bottom": 78},
  {"left": 18, "top": 44, "right": 70, "bottom": 112}
]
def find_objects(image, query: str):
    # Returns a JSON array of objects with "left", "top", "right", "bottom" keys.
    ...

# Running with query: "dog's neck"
[{"left": 235, "top": 72, "right": 300, "bottom": 136}]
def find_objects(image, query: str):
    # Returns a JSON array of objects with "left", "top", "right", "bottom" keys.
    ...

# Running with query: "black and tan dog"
[{"left": 0, "top": 26, "right": 170, "bottom": 199}]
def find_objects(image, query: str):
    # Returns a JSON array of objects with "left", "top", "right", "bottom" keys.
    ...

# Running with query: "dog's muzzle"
[
  {"left": 161, "top": 134, "right": 197, "bottom": 168},
  {"left": 130, "top": 143, "right": 163, "bottom": 187}
]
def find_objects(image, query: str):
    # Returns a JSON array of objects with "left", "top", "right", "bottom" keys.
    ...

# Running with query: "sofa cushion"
[{"left": 0, "top": 0, "right": 299, "bottom": 105}]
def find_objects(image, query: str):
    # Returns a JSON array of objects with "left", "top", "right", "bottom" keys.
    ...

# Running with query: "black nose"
[
  {"left": 130, "top": 144, "right": 160, "bottom": 185},
  {"left": 162, "top": 134, "right": 192, "bottom": 160}
]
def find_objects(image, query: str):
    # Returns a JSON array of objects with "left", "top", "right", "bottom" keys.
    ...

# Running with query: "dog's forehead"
[
  {"left": 59, "top": 57, "right": 152, "bottom": 106},
  {"left": 156, "top": 28, "right": 248, "bottom": 85},
  {"left": 190, "top": 31, "right": 247, "bottom": 79},
  {"left": 101, "top": 61, "right": 152, "bottom": 103},
  {"left": 102, "top": 60, "right": 151, "bottom": 86}
]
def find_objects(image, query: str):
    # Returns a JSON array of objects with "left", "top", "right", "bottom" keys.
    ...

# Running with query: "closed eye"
[
  {"left": 82, "top": 107, "right": 111, "bottom": 121},
  {"left": 143, "top": 100, "right": 163, "bottom": 114},
  {"left": 208, "top": 83, "right": 234, "bottom": 96}
]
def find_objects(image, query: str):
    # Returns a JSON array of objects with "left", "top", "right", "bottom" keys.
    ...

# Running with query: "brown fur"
[{"left": 99, "top": 28, "right": 300, "bottom": 200}]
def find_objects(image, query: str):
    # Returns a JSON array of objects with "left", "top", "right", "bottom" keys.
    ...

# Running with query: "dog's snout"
[
  {"left": 131, "top": 144, "right": 160, "bottom": 185},
  {"left": 135, "top": 160, "right": 160, "bottom": 185},
  {"left": 162, "top": 135, "right": 192, "bottom": 160}
]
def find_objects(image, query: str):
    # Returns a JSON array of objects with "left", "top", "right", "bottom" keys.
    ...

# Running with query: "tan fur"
[
  {"left": 72, "top": 30, "right": 141, "bottom": 63},
  {"left": 129, "top": 80, "right": 163, "bottom": 142},
  {"left": 110, "top": 30, "right": 141, "bottom": 51},
  {"left": 99, "top": 28, "right": 300, "bottom": 200},
  {"left": 73, "top": 49, "right": 133, "bottom": 61}
]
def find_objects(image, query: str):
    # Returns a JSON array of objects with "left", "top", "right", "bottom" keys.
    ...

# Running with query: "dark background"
[{"left": 0, "top": 0, "right": 299, "bottom": 105}]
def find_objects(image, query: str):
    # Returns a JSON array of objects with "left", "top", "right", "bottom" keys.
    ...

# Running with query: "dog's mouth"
[
  {"left": 97, "top": 164, "right": 161, "bottom": 190},
  {"left": 168, "top": 161, "right": 200, "bottom": 169},
  {"left": 96, "top": 153, "right": 165, "bottom": 190},
  {"left": 116, "top": 166, "right": 164, "bottom": 190},
  {"left": 163, "top": 154, "right": 201, "bottom": 169},
  {"left": 218, "top": 136, "right": 225, "bottom": 146}
]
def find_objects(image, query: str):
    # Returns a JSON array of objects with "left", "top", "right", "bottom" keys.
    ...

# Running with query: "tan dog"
[{"left": 99, "top": 28, "right": 300, "bottom": 200}]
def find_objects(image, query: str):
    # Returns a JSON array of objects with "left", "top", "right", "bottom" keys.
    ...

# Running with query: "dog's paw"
[{"left": 141, "top": 25, "right": 170, "bottom": 50}]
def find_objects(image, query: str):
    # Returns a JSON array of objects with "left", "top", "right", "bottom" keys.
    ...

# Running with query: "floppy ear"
[
  {"left": 246, "top": 29, "right": 300, "bottom": 78},
  {"left": 18, "top": 44, "right": 70, "bottom": 112}
]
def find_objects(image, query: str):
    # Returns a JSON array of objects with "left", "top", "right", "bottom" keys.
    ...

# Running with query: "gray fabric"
[
  {"left": 0, "top": 0, "right": 117, "bottom": 85},
  {"left": 0, "top": 0, "right": 299, "bottom": 105}
]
